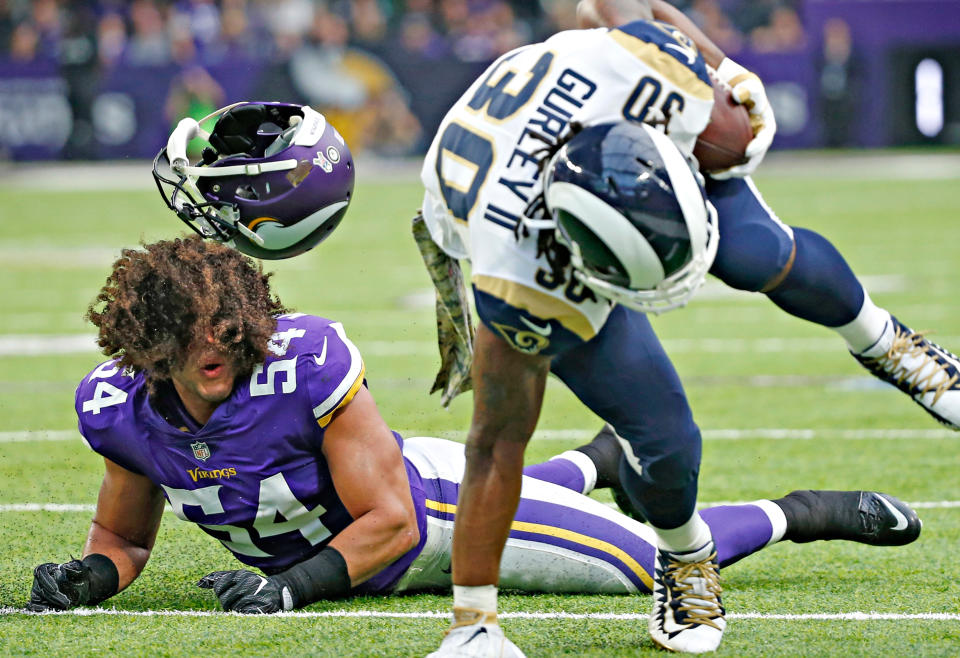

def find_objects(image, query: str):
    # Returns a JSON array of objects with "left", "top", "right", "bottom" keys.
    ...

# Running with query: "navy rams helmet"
[
  {"left": 544, "top": 122, "right": 718, "bottom": 314},
  {"left": 153, "top": 102, "right": 355, "bottom": 260}
]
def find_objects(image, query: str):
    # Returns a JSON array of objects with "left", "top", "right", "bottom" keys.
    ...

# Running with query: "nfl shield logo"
[{"left": 191, "top": 441, "right": 211, "bottom": 462}]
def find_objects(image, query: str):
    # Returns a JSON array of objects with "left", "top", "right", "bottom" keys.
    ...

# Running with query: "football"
[{"left": 693, "top": 76, "right": 754, "bottom": 173}]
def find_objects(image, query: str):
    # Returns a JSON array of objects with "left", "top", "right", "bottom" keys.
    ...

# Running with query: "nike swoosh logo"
[
  {"left": 519, "top": 316, "right": 552, "bottom": 337},
  {"left": 254, "top": 576, "right": 268, "bottom": 596},
  {"left": 313, "top": 336, "right": 327, "bottom": 366},
  {"left": 280, "top": 586, "right": 294, "bottom": 611},
  {"left": 252, "top": 201, "right": 349, "bottom": 250},
  {"left": 465, "top": 628, "right": 487, "bottom": 645},
  {"left": 876, "top": 495, "right": 909, "bottom": 531},
  {"left": 313, "top": 336, "right": 329, "bottom": 367},
  {"left": 440, "top": 562, "right": 452, "bottom": 574},
  {"left": 665, "top": 43, "right": 696, "bottom": 65}
]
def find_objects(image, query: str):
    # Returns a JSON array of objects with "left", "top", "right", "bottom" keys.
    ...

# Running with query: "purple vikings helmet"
[{"left": 153, "top": 102, "right": 354, "bottom": 260}]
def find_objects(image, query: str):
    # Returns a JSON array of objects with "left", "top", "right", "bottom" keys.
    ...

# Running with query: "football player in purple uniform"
[{"left": 27, "top": 236, "right": 919, "bottom": 619}]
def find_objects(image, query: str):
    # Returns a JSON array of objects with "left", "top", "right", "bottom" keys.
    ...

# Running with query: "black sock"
[
  {"left": 774, "top": 490, "right": 860, "bottom": 543},
  {"left": 575, "top": 434, "right": 620, "bottom": 489}
]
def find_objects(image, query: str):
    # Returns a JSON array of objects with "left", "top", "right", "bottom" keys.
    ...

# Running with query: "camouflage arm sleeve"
[{"left": 411, "top": 212, "right": 475, "bottom": 407}]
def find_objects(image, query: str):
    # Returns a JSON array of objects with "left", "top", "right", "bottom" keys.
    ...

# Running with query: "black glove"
[
  {"left": 197, "top": 569, "right": 288, "bottom": 614},
  {"left": 28, "top": 560, "right": 91, "bottom": 611}
]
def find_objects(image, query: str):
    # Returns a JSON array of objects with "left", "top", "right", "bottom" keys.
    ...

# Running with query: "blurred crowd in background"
[
  {"left": 0, "top": 0, "right": 807, "bottom": 68},
  {"left": 0, "top": 0, "right": 872, "bottom": 157}
]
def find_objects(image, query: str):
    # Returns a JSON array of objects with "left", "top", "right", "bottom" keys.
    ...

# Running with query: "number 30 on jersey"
[{"left": 435, "top": 52, "right": 554, "bottom": 223}]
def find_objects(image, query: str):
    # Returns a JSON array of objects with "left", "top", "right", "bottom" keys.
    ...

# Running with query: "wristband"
[
  {"left": 82, "top": 553, "right": 120, "bottom": 605},
  {"left": 717, "top": 58, "right": 748, "bottom": 83},
  {"left": 716, "top": 58, "right": 760, "bottom": 102},
  {"left": 271, "top": 546, "right": 351, "bottom": 609}
]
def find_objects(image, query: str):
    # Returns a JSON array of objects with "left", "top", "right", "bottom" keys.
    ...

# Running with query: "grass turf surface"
[{"left": 1, "top": 160, "right": 959, "bottom": 656}]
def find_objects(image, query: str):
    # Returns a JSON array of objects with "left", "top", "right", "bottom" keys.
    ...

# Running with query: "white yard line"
[
  {"left": 698, "top": 501, "right": 960, "bottom": 510},
  {"left": 0, "top": 606, "right": 956, "bottom": 621},
  {"left": 699, "top": 428, "right": 958, "bottom": 440},
  {"left": 3, "top": 428, "right": 958, "bottom": 444},
  {"left": 6, "top": 333, "right": 960, "bottom": 357},
  {"left": 0, "top": 504, "right": 96, "bottom": 512},
  {"left": 1, "top": 152, "right": 957, "bottom": 193},
  {"left": 0, "top": 430, "right": 78, "bottom": 442},
  {"left": 3, "top": 501, "right": 958, "bottom": 514},
  {"left": 0, "top": 334, "right": 98, "bottom": 356},
  {"left": 400, "top": 428, "right": 959, "bottom": 441}
]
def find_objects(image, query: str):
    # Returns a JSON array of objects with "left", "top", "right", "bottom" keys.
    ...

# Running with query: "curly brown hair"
[{"left": 87, "top": 235, "right": 287, "bottom": 386}]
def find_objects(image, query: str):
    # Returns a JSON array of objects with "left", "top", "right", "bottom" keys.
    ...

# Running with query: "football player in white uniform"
[
  {"left": 419, "top": 13, "right": 735, "bottom": 655},
  {"left": 579, "top": 0, "right": 960, "bottom": 430},
  {"left": 418, "top": 1, "right": 958, "bottom": 655}
]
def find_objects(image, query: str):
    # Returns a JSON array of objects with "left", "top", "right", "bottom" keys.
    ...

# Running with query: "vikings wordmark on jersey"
[{"left": 420, "top": 20, "right": 714, "bottom": 355}]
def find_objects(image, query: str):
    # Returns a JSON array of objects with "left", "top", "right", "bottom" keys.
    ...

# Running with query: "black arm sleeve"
[
  {"left": 82, "top": 553, "right": 120, "bottom": 605},
  {"left": 271, "top": 546, "right": 351, "bottom": 608}
]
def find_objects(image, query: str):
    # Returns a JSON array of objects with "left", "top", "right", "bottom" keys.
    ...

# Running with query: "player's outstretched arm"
[
  {"left": 28, "top": 459, "right": 164, "bottom": 611},
  {"left": 578, "top": 0, "right": 776, "bottom": 178},
  {"left": 577, "top": 1, "right": 724, "bottom": 67},
  {"left": 650, "top": 0, "right": 776, "bottom": 178}
]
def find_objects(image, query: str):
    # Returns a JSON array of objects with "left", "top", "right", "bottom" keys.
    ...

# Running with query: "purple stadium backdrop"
[{"left": 0, "top": 0, "right": 958, "bottom": 160}]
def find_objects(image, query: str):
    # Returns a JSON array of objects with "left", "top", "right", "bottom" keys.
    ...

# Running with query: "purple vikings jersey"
[{"left": 75, "top": 314, "right": 427, "bottom": 594}]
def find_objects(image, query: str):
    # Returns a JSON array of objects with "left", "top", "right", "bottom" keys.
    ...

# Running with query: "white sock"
[
  {"left": 551, "top": 450, "right": 597, "bottom": 494},
  {"left": 834, "top": 292, "right": 893, "bottom": 355},
  {"left": 653, "top": 512, "right": 712, "bottom": 553},
  {"left": 751, "top": 499, "right": 788, "bottom": 545},
  {"left": 453, "top": 584, "right": 498, "bottom": 613}
]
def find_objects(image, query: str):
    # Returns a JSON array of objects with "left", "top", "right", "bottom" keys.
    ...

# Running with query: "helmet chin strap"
[
  {"left": 166, "top": 101, "right": 292, "bottom": 175},
  {"left": 205, "top": 205, "right": 266, "bottom": 246},
  {"left": 179, "top": 159, "right": 299, "bottom": 178}
]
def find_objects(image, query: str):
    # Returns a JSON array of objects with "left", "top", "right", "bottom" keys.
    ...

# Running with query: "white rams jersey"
[{"left": 420, "top": 20, "right": 714, "bottom": 355}]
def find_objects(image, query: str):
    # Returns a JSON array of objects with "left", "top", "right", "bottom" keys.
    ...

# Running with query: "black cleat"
[
  {"left": 575, "top": 424, "right": 646, "bottom": 522},
  {"left": 776, "top": 490, "right": 921, "bottom": 547}
]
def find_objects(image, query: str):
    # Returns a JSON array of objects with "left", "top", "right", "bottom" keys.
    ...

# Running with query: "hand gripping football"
[{"left": 693, "top": 75, "right": 753, "bottom": 174}]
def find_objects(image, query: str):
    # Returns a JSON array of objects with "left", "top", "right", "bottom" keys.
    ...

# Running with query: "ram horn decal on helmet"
[
  {"left": 153, "top": 101, "right": 355, "bottom": 260},
  {"left": 544, "top": 121, "right": 718, "bottom": 315}
]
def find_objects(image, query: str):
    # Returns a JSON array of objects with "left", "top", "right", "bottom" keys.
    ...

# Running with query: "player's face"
[{"left": 170, "top": 333, "right": 239, "bottom": 423}]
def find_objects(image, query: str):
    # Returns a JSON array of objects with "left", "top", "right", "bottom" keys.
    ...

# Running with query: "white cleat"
[
  {"left": 427, "top": 608, "right": 526, "bottom": 658},
  {"left": 649, "top": 541, "right": 725, "bottom": 654},
  {"left": 853, "top": 316, "right": 960, "bottom": 430}
]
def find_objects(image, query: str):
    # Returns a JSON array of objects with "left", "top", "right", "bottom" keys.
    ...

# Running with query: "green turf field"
[{"left": 1, "top": 159, "right": 959, "bottom": 656}]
